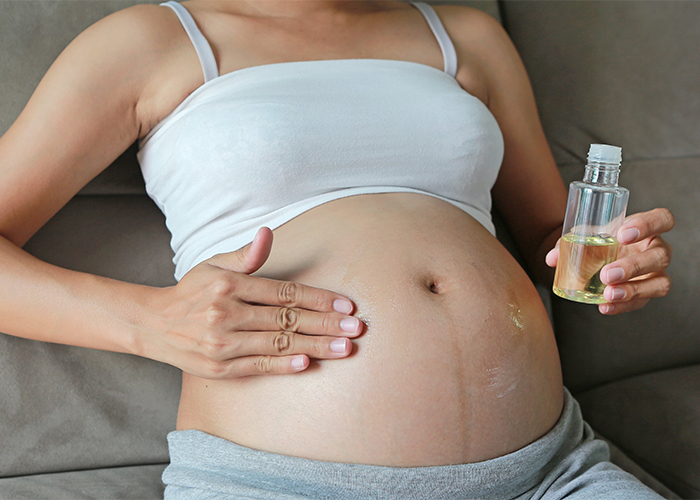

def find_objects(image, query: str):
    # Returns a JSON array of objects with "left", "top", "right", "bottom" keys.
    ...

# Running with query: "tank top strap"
[
  {"left": 160, "top": 1, "right": 219, "bottom": 82},
  {"left": 409, "top": 2, "right": 458, "bottom": 78}
]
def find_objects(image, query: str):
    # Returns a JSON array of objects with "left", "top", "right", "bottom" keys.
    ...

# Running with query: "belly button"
[
  {"left": 422, "top": 273, "right": 449, "bottom": 295},
  {"left": 427, "top": 278, "right": 443, "bottom": 294}
]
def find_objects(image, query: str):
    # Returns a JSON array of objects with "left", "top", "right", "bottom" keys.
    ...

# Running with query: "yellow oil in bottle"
[{"left": 553, "top": 233, "right": 620, "bottom": 304}]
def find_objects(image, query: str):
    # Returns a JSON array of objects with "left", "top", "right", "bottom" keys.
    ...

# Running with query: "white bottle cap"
[{"left": 588, "top": 144, "right": 622, "bottom": 165}]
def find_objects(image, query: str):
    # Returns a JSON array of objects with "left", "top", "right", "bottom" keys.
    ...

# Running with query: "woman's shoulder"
[
  {"left": 432, "top": 4, "right": 529, "bottom": 108},
  {"left": 425, "top": 5, "right": 508, "bottom": 106},
  {"left": 0, "top": 4, "right": 193, "bottom": 245},
  {"left": 65, "top": 3, "right": 212, "bottom": 138},
  {"left": 65, "top": 4, "right": 182, "bottom": 68},
  {"left": 50, "top": 4, "right": 188, "bottom": 110},
  {"left": 82, "top": 4, "right": 182, "bottom": 46},
  {"left": 432, "top": 4, "right": 503, "bottom": 31},
  {"left": 431, "top": 3, "right": 511, "bottom": 56}
]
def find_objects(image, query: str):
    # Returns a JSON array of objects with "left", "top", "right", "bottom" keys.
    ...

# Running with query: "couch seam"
[
  {"left": 0, "top": 462, "right": 170, "bottom": 481},
  {"left": 572, "top": 360, "right": 700, "bottom": 396}
]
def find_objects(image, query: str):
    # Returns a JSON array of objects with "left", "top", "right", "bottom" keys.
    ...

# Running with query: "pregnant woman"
[{"left": 0, "top": 0, "right": 673, "bottom": 498}]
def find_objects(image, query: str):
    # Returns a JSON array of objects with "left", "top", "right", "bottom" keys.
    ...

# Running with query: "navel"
[{"left": 425, "top": 275, "right": 447, "bottom": 295}]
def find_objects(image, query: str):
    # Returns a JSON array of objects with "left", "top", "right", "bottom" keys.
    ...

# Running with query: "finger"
[
  {"left": 238, "top": 304, "right": 363, "bottom": 337},
  {"left": 240, "top": 227, "right": 274, "bottom": 274},
  {"left": 545, "top": 246, "right": 559, "bottom": 268},
  {"left": 216, "top": 331, "right": 354, "bottom": 360},
  {"left": 208, "top": 227, "right": 274, "bottom": 274},
  {"left": 618, "top": 208, "right": 675, "bottom": 245},
  {"left": 234, "top": 274, "right": 355, "bottom": 314},
  {"left": 601, "top": 241, "right": 672, "bottom": 284},
  {"left": 220, "top": 354, "right": 312, "bottom": 378},
  {"left": 195, "top": 328, "right": 357, "bottom": 378},
  {"left": 599, "top": 298, "right": 650, "bottom": 316},
  {"left": 545, "top": 237, "right": 561, "bottom": 268},
  {"left": 602, "top": 272, "right": 672, "bottom": 303}
]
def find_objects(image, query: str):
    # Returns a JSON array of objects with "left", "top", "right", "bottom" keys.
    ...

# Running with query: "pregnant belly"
[{"left": 176, "top": 193, "right": 564, "bottom": 466}]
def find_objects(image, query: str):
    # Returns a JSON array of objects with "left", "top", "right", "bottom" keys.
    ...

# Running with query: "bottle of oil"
[{"left": 553, "top": 144, "right": 629, "bottom": 304}]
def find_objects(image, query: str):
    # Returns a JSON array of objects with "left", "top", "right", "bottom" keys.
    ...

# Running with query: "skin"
[{"left": 0, "top": 0, "right": 674, "bottom": 464}]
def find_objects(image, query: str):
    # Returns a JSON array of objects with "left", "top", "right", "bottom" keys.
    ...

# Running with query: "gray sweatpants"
[{"left": 162, "top": 388, "right": 663, "bottom": 500}]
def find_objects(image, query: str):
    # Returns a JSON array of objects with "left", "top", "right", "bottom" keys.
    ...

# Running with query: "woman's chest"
[{"left": 138, "top": 61, "right": 503, "bottom": 215}]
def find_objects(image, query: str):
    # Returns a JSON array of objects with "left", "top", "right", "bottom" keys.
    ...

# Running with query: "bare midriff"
[{"left": 176, "top": 193, "right": 564, "bottom": 466}]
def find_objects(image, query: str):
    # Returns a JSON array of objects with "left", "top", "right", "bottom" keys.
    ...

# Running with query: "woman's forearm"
[
  {"left": 0, "top": 234, "right": 153, "bottom": 354},
  {"left": 0, "top": 229, "right": 363, "bottom": 378}
]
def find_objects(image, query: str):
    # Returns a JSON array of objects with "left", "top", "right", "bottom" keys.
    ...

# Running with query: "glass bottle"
[{"left": 553, "top": 144, "right": 629, "bottom": 304}]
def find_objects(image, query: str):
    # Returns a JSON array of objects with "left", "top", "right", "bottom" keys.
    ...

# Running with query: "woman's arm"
[
  {"left": 0, "top": 5, "right": 361, "bottom": 377},
  {"left": 442, "top": 7, "right": 567, "bottom": 284},
  {"left": 447, "top": 8, "right": 673, "bottom": 313}
]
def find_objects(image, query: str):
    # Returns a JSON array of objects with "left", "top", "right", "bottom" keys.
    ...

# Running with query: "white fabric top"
[{"left": 138, "top": 1, "right": 504, "bottom": 281}]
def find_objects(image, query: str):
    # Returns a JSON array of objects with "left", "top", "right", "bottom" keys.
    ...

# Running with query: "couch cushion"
[
  {"left": 500, "top": 0, "right": 700, "bottom": 166},
  {"left": 22, "top": 195, "right": 176, "bottom": 286},
  {"left": 0, "top": 464, "right": 166, "bottom": 500},
  {"left": 575, "top": 364, "right": 700, "bottom": 499},
  {"left": 0, "top": 336, "right": 180, "bottom": 478}
]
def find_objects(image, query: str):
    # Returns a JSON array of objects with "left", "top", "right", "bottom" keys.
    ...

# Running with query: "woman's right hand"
[{"left": 142, "top": 228, "right": 363, "bottom": 379}]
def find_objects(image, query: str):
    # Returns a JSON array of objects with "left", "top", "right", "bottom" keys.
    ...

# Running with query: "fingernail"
[
  {"left": 621, "top": 228, "right": 640, "bottom": 244},
  {"left": 291, "top": 356, "right": 307, "bottom": 370},
  {"left": 333, "top": 299, "right": 353, "bottom": 314},
  {"left": 340, "top": 317, "right": 360, "bottom": 333},
  {"left": 605, "top": 267, "right": 625, "bottom": 283},
  {"left": 600, "top": 303, "right": 615, "bottom": 314},
  {"left": 605, "top": 287, "right": 626, "bottom": 301},
  {"left": 330, "top": 338, "right": 349, "bottom": 353}
]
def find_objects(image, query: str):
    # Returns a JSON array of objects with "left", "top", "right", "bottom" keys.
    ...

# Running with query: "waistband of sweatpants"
[{"left": 164, "top": 387, "right": 583, "bottom": 500}]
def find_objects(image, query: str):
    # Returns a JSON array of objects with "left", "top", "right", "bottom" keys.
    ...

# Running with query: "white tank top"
[{"left": 138, "top": 1, "right": 504, "bottom": 281}]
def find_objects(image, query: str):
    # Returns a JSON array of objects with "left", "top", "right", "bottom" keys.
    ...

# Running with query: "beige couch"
[{"left": 0, "top": 0, "right": 698, "bottom": 498}]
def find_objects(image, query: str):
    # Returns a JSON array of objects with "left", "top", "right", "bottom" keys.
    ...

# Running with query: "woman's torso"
[
  {"left": 177, "top": 194, "right": 563, "bottom": 466},
  {"left": 138, "top": 0, "right": 564, "bottom": 466}
]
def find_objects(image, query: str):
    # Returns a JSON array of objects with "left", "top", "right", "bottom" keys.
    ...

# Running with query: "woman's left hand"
[
  {"left": 546, "top": 208, "right": 675, "bottom": 315},
  {"left": 597, "top": 208, "right": 675, "bottom": 314}
]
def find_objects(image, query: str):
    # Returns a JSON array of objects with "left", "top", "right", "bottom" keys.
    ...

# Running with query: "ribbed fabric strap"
[
  {"left": 410, "top": 2, "right": 458, "bottom": 77},
  {"left": 161, "top": 1, "right": 219, "bottom": 82}
]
